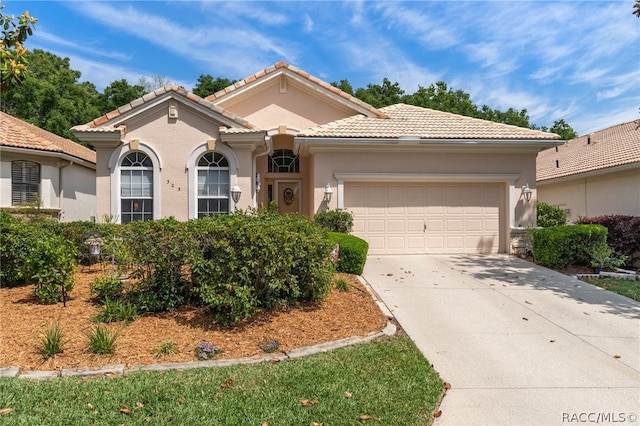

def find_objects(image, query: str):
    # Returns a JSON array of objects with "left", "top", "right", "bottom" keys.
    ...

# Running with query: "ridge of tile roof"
[
  {"left": 1, "top": 111, "right": 96, "bottom": 164},
  {"left": 205, "top": 62, "right": 389, "bottom": 119},
  {"left": 537, "top": 119, "right": 640, "bottom": 181},
  {"left": 297, "top": 103, "right": 561, "bottom": 140},
  {"left": 74, "top": 84, "right": 256, "bottom": 132}
]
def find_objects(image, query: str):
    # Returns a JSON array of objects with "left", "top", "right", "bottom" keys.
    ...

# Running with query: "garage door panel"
[{"left": 345, "top": 182, "right": 502, "bottom": 254}]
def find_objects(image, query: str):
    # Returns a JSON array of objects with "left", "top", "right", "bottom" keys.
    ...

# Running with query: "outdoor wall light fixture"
[
  {"left": 324, "top": 183, "right": 333, "bottom": 204},
  {"left": 521, "top": 184, "right": 533, "bottom": 202},
  {"left": 231, "top": 185, "right": 242, "bottom": 208}
]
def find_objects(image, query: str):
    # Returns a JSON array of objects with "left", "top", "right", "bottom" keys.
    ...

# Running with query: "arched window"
[
  {"left": 120, "top": 152, "right": 153, "bottom": 223},
  {"left": 268, "top": 149, "right": 299, "bottom": 173},
  {"left": 197, "top": 152, "right": 230, "bottom": 217},
  {"left": 11, "top": 160, "right": 40, "bottom": 205}
]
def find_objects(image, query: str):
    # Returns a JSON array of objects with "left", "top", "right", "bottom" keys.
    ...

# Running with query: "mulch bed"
[{"left": 0, "top": 268, "right": 387, "bottom": 372}]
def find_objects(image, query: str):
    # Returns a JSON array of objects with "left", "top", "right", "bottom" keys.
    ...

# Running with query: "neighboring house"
[
  {"left": 71, "top": 62, "right": 559, "bottom": 254},
  {"left": 537, "top": 120, "right": 640, "bottom": 222},
  {"left": 0, "top": 111, "right": 96, "bottom": 222}
]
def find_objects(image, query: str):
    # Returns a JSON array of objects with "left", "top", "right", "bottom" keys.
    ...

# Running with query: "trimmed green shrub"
[
  {"left": 22, "top": 227, "right": 77, "bottom": 304},
  {"left": 532, "top": 224, "right": 607, "bottom": 269},
  {"left": 328, "top": 232, "right": 369, "bottom": 275},
  {"left": 537, "top": 202, "right": 568, "bottom": 228},
  {"left": 0, "top": 211, "right": 30, "bottom": 287},
  {"left": 90, "top": 274, "right": 124, "bottom": 303},
  {"left": 189, "top": 209, "right": 334, "bottom": 325},
  {"left": 123, "top": 218, "right": 194, "bottom": 312},
  {"left": 576, "top": 215, "right": 640, "bottom": 267},
  {"left": 314, "top": 209, "right": 354, "bottom": 233}
]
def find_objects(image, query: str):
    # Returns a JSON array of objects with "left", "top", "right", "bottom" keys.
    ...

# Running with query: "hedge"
[
  {"left": 532, "top": 224, "right": 607, "bottom": 269},
  {"left": 328, "top": 232, "right": 369, "bottom": 275},
  {"left": 575, "top": 215, "right": 640, "bottom": 267}
]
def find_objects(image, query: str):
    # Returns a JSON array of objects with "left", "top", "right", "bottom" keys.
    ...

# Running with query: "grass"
[
  {"left": 94, "top": 298, "right": 137, "bottom": 324},
  {"left": 581, "top": 276, "right": 640, "bottom": 302},
  {"left": 155, "top": 339, "right": 177, "bottom": 358},
  {"left": 0, "top": 336, "right": 444, "bottom": 425}
]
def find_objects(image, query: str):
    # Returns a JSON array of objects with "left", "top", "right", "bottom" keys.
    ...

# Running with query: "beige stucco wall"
[
  {"left": 538, "top": 167, "right": 640, "bottom": 222},
  {"left": 218, "top": 80, "right": 357, "bottom": 132},
  {"left": 59, "top": 163, "right": 96, "bottom": 222}
]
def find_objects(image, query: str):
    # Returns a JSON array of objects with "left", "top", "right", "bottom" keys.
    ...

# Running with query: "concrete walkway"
[{"left": 362, "top": 254, "right": 640, "bottom": 426}]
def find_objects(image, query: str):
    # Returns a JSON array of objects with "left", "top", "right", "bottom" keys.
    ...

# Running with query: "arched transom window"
[
  {"left": 268, "top": 149, "right": 299, "bottom": 173},
  {"left": 120, "top": 152, "right": 153, "bottom": 223},
  {"left": 197, "top": 152, "right": 230, "bottom": 217}
]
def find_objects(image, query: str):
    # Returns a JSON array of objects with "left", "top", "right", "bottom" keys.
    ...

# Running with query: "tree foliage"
[
  {"left": 192, "top": 74, "right": 235, "bottom": 98},
  {"left": 0, "top": 0, "right": 37, "bottom": 92}
]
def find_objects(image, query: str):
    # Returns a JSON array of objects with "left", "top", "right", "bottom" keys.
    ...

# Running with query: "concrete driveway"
[{"left": 362, "top": 254, "right": 640, "bottom": 426}]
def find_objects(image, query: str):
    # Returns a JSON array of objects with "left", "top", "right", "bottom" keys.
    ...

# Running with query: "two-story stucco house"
[{"left": 71, "top": 62, "right": 560, "bottom": 254}]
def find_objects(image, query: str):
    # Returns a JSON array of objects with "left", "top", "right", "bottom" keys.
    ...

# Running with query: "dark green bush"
[
  {"left": 314, "top": 209, "right": 354, "bottom": 233},
  {"left": 532, "top": 224, "right": 607, "bottom": 269},
  {"left": 328, "top": 232, "right": 369, "bottom": 275},
  {"left": 90, "top": 274, "right": 124, "bottom": 303},
  {"left": 24, "top": 227, "right": 77, "bottom": 304},
  {"left": 537, "top": 202, "right": 568, "bottom": 228},
  {"left": 189, "top": 210, "right": 334, "bottom": 325},
  {"left": 123, "top": 218, "right": 194, "bottom": 313},
  {"left": 0, "top": 211, "right": 29, "bottom": 287},
  {"left": 576, "top": 215, "right": 640, "bottom": 267}
]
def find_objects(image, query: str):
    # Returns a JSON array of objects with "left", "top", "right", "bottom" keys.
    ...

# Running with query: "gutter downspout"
[
  {"left": 252, "top": 136, "right": 271, "bottom": 208},
  {"left": 58, "top": 160, "right": 74, "bottom": 221}
]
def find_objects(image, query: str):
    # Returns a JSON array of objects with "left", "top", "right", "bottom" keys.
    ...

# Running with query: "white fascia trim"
[
  {"left": 186, "top": 142, "right": 240, "bottom": 219},
  {"left": 0, "top": 146, "right": 96, "bottom": 170}
]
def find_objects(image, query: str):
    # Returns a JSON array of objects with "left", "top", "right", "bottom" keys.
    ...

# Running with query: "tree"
[
  {"left": 634, "top": 0, "right": 640, "bottom": 18},
  {"left": 354, "top": 78, "right": 405, "bottom": 108},
  {"left": 330, "top": 79, "right": 354, "bottom": 96},
  {"left": 549, "top": 119, "right": 578, "bottom": 140},
  {"left": 0, "top": 1, "right": 37, "bottom": 92},
  {"left": 192, "top": 74, "right": 235, "bottom": 98},
  {"left": 138, "top": 75, "right": 171, "bottom": 93},
  {"left": 1, "top": 49, "right": 101, "bottom": 142},
  {"left": 406, "top": 81, "right": 479, "bottom": 117},
  {"left": 98, "top": 79, "right": 145, "bottom": 112}
]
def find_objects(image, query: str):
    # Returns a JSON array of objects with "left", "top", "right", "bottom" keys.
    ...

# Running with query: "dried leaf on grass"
[
  {"left": 300, "top": 399, "right": 319, "bottom": 407},
  {"left": 0, "top": 408, "right": 13, "bottom": 415}
]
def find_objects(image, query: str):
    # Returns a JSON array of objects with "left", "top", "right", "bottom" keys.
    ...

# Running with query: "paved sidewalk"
[{"left": 362, "top": 254, "right": 640, "bottom": 426}]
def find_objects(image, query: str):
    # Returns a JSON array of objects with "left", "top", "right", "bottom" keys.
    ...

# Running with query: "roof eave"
[{"left": 537, "top": 161, "right": 640, "bottom": 185}]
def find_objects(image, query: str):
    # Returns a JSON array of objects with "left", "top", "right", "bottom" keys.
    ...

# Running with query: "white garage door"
[{"left": 345, "top": 182, "right": 503, "bottom": 254}]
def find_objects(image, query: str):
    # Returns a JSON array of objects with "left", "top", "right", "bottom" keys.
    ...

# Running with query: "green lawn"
[
  {"left": 582, "top": 277, "right": 640, "bottom": 302},
  {"left": 0, "top": 336, "right": 444, "bottom": 425}
]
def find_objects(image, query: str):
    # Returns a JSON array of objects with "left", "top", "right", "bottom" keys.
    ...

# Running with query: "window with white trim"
[
  {"left": 11, "top": 160, "right": 40, "bottom": 205},
  {"left": 197, "top": 152, "right": 230, "bottom": 217},
  {"left": 120, "top": 152, "right": 153, "bottom": 223}
]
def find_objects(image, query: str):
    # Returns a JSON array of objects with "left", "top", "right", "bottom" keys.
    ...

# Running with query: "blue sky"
[{"left": 10, "top": 0, "right": 640, "bottom": 135}]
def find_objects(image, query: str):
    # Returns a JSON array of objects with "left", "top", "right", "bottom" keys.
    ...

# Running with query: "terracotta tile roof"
[
  {"left": 537, "top": 120, "right": 640, "bottom": 181},
  {"left": 0, "top": 111, "right": 96, "bottom": 164},
  {"left": 297, "top": 103, "right": 560, "bottom": 140},
  {"left": 205, "top": 62, "right": 389, "bottom": 119},
  {"left": 72, "top": 84, "right": 256, "bottom": 133}
]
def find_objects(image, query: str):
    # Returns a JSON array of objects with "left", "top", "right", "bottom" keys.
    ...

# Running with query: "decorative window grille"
[{"left": 268, "top": 149, "right": 299, "bottom": 173}]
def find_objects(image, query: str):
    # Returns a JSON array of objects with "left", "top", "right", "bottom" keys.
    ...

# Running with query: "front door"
[{"left": 276, "top": 180, "right": 301, "bottom": 214}]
